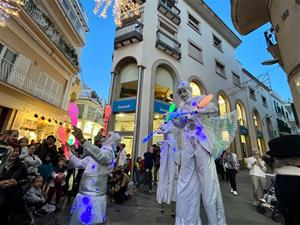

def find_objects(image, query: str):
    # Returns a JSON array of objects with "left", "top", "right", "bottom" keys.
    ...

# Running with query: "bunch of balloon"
[
  {"left": 102, "top": 105, "right": 111, "bottom": 136},
  {"left": 58, "top": 126, "right": 69, "bottom": 160}
]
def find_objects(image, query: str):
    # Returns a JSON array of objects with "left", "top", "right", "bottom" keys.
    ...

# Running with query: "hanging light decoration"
[
  {"left": 0, "top": 0, "right": 25, "bottom": 27},
  {"left": 93, "top": 0, "right": 140, "bottom": 27}
]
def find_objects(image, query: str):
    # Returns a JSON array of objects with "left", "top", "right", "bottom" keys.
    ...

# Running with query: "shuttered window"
[{"left": 188, "top": 41, "right": 203, "bottom": 63}]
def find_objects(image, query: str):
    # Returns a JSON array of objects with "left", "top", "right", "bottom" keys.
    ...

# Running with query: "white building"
[
  {"left": 77, "top": 85, "right": 104, "bottom": 140},
  {"left": 108, "top": 0, "right": 293, "bottom": 164}
]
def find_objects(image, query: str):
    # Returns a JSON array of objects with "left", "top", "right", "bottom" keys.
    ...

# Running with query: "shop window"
[
  {"left": 218, "top": 94, "right": 228, "bottom": 116},
  {"left": 188, "top": 13, "right": 200, "bottom": 33},
  {"left": 213, "top": 34, "right": 222, "bottom": 51},
  {"left": 190, "top": 81, "right": 202, "bottom": 97},
  {"left": 114, "top": 113, "right": 135, "bottom": 132},
  {"left": 188, "top": 41, "right": 203, "bottom": 63},
  {"left": 119, "top": 63, "right": 139, "bottom": 98},
  {"left": 215, "top": 60, "right": 226, "bottom": 78},
  {"left": 155, "top": 66, "right": 173, "bottom": 103},
  {"left": 87, "top": 106, "right": 96, "bottom": 121},
  {"left": 78, "top": 104, "right": 84, "bottom": 119},
  {"left": 262, "top": 96, "right": 267, "bottom": 107},
  {"left": 153, "top": 113, "right": 164, "bottom": 145}
]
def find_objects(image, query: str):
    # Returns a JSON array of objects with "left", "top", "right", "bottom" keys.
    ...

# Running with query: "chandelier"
[
  {"left": 94, "top": 0, "right": 140, "bottom": 27},
  {"left": 0, "top": 0, "right": 25, "bottom": 27}
]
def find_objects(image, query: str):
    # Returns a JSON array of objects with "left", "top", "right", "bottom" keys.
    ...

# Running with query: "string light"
[
  {"left": 93, "top": 0, "right": 140, "bottom": 27},
  {"left": 0, "top": 0, "right": 25, "bottom": 27}
]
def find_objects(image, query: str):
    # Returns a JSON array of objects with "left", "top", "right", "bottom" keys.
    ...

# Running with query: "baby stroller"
[{"left": 256, "top": 174, "right": 281, "bottom": 223}]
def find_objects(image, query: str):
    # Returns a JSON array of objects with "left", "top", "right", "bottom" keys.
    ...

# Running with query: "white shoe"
[
  {"left": 233, "top": 191, "right": 238, "bottom": 196},
  {"left": 230, "top": 188, "right": 233, "bottom": 193}
]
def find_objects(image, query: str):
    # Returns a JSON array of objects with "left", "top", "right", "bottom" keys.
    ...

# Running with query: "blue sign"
[
  {"left": 154, "top": 100, "right": 170, "bottom": 114},
  {"left": 112, "top": 98, "right": 136, "bottom": 112},
  {"left": 240, "top": 126, "right": 248, "bottom": 135}
]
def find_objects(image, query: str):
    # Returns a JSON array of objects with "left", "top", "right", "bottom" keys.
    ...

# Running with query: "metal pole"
[{"left": 130, "top": 65, "right": 144, "bottom": 178}]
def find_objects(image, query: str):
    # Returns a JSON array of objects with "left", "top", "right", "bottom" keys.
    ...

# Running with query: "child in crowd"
[
  {"left": 24, "top": 144, "right": 42, "bottom": 176},
  {"left": 46, "top": 157, "right": 67, "bottom": 210},
  {"left": 24, "top": 176, "right": 56, "bottom": 214},
  {"left": 19, "top": 137, "right": 29, "bottom": 160},
  {"left": 38, "top": 153, "right": 53, "bottom": 193}
]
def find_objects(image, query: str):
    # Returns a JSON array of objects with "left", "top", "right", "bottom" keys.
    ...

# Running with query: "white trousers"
[{"left": 176, "top": 139, "right": 226, "bottom": 225}]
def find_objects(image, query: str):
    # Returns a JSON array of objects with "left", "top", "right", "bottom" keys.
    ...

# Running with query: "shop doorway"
[
  {"left": 119, "top": 134, "right": 133, "bottom": 156},
  {"left": 0, "top": 106, "right": 13, "bottom": 131}
]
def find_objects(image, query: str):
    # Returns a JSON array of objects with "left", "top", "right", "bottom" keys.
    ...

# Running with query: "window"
[
  {"left": 249, "top": 88, "right": 256, "bottom": 100},
  {"left": 215, "top": 60, "right": 226, "bottom": 78},
  {"left": 213, "top": 34, "right": 222, "bottom": 51},
  {"left": 0, "top": 47, "right": 18, "bottom": 79},
  {"left": 78, "top": 104, "right": 84, "bottom": 119},
  {"left": 190, "top": 81, "right": 202, "bottom": 97},
  {"left": 232, "top": 72, "right": 240, "bottom": 86},
  {"left": 236, "top": 103, "right": 246, "bottom": 126},
  {"left": 87, "top": 106, "right": 96, "bottom": 121},
  {"left": 188, "top": 13, "right": 200, "bottom": 33},
  {"left": 155, "top": 66, "right": 173, "bottom": 103},
  {"left": 218, "top": 95, "right": 228, "bottom": 116},
  {"left": 119, "top": 63, "right": 138, "bottom": 98},
  {"left": 262, "top": 96, "right": 267, "bottom": 107},
  {"left": 159, "top": 20, "right": 177, "bottom": 38},
  {"left": 188, "top": 41, "right": 203, "bottom": 63}
]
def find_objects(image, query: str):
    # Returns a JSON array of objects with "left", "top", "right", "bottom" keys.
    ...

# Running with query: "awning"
[{"left": 231, "top": 0, "right": 270, "bottom": 35}]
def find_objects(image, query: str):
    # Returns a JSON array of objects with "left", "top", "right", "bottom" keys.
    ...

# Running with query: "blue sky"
[{"left": 79, "top": 0, "right": 291, "bottom": 102}]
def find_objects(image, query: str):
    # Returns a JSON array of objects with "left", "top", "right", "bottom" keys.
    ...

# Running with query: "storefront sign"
[
  {"left": 154, "top": 100, "right": 170, "bottom": 114},
  {"left": 112, "top": 98, "right": 136, "bottom": 112},
  {"left": 239, "top": 125, "right": 248, "bottom": 135}
]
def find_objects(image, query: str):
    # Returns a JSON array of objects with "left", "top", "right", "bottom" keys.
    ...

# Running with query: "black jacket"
[{"left": 144, "top": 152, "right": 154, "bottom": 170}]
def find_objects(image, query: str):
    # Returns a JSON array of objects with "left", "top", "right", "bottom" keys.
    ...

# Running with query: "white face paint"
[{"left": 177, "top": 88, "right": 191, "bottom": 102}]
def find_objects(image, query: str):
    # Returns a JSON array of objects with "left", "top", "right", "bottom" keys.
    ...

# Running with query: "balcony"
[
  {"left": 114, "top": 21, "right": 143, "bottom": 49},
  {"left": 264, "top": 28, "right": 282, "bottom": 63},
  {"left": 157, "top": 0, "right": 181, "bottom": 25},
  {"left": 156, "top": 29, "right": 181, "bottom": 60},
  {"left": 0, "top": 60, "right": 63, "bottom": 108},
  {"left": 23, "top": 0, "right": 79, "bottom": 68}
]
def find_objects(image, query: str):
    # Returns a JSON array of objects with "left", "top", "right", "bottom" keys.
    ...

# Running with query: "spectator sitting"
[
  {"left": 19, "top": 137, "right": 29, "bottom": 160},
  {"left": 0, "top": 143, "right": 28, "bottom": 224},
  {"left": 35, "top": 135, "right": 58, "bottom": 164},
  {"left": 112, "top": 170, "right": 134, "bottom": 204},
  {"left": 38, "top": 153, "right": 53, "bottom": 193},
  {"left": 24, "top": 175, "right": 55, "bottom": 214},
  {"left": 24, "top": 144, "right": 42, "bottom": 177},
  {"left": 46, "top": 157, "right": 67, "bottom": 210}
]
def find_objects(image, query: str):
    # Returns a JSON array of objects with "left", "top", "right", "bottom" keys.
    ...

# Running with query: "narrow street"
[{"left": 43, "top": 170, "right": 277, "bottom": 225}]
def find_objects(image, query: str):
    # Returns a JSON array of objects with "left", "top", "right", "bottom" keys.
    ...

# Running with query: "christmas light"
[
  {"left": 0, "top": 0, "right": 25, "bottom": 27},
  {"left": 94, "top": 0, "right": 140, "bottom": 27}
]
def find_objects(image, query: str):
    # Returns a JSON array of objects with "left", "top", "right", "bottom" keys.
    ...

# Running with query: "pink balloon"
[
  {"left": 58, "top": 126, "right": 69, "bottom": 160},
  {"left": 102, "top": 105, "right": 111, "bottom": 136},
  {"left": 68, "top": 102, "right": 79, "bottom": 126}
]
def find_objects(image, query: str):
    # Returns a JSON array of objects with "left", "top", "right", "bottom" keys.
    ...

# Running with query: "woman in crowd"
[
  {"left": 267, "top": 135, "right": 300, "bottom": 225},
  {"left": 223, "top": 149, "right": 239, "bottom": 196},
  {"left": 247, "top": 148, "right": 266, "bottom": 205},
  {"left": 112, "top": 170, "right": 134, "bottom": 204},
  {"left": 38, "top": 153, "right": 54, "bottom": 193},
  {"left": 24, "top": 144, "right": 42, "bottom": 176}
]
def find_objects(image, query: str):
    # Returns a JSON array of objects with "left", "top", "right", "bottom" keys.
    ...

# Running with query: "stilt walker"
[
  {"left": 156, "top": 122, "right": 180, "bottom": 217},
  {"left": 171, "top": 80, "right": 237, "bottom": 225}
]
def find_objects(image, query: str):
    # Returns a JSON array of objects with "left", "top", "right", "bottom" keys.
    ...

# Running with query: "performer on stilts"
[
  {"left": 156, "top": 121, "right": 180, "bottom": 217},
  {"left": 171, "top": 80, "right": 237, "bottom": 225},
  {"left": 69, "top": 127, "right": 120, "bottom": 225}
]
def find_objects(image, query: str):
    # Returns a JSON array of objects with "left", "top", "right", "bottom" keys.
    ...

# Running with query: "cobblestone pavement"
[{"left": 41, "top": 170, "right": 278, "bottom": 225}]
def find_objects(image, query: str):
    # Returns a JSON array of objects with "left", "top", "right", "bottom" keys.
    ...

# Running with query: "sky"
[{"left": 79, "top": 0, "right": 292, "bottom": 102}]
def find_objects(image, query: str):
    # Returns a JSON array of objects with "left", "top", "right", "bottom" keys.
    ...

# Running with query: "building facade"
[
  {"left": 77, "top": 85, "right": 104, "bottom": 140},
  {"left": 108, "top": 0, "right": 296, "bottom": 164},
  {"left": 231, "top": 0, "right": 300, "bottom": 118},
  {"left": 0, "top": 0, "right": 88, "bottom": 141}
]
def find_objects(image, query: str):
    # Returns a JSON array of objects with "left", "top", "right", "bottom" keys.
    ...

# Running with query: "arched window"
[
  {"left": 189, "top": 81, "right": 202, "bottom": 97},
  {"left": 253, "top": 110, "right": 261, "bottom": 129},
  {"left": 218, "top": 94, "right": 229, "bottom": 116},
  {"left": 236, "top": 103, "right": 246, "bottom": 126},
  {"left": 119, "top": 63, "right": 138, "bottom": 98},
  {"left": 253, "top": 110, "right": 265, "bottom": 154},
  {"left": 155, "top": 67, "right": 173, "bottom": 103}
]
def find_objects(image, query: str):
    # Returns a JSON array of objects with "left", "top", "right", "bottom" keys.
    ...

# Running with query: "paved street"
[{"left": 38, "top": 170, "right": 278, "bottom": 225}]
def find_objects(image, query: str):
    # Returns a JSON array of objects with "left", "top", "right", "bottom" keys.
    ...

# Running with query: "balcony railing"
[
  {"left": 157, "top": 0, "right": 181, "bottom": 25},
  {"left": 0, "top": 60, "right": 63, "bottom": 108},
  {"left": 264, "top": 28, "right": 282, "bottom": 63},
  {"left": 156, "top": 29, "right": 181, "bottom": 60},
  {"left": 59, "top": 0, "right": 87, "bottom": 42},
  {"left": 114, "top": 21, "right": 143, "bottom": 49},
  {"left": 23, "top": 0, "right": 79, "bottom": 68}
]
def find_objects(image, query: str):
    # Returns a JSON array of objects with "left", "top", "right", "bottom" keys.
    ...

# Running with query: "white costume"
[
  {"left": 69, "top": 132, "right": 120, "bottom": 225},
  {"left": 173, "top": 80, "right": 237, "bottom": 225},
  {"left": 156, "top": 122, "right": 180, "bottom": 204}
]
